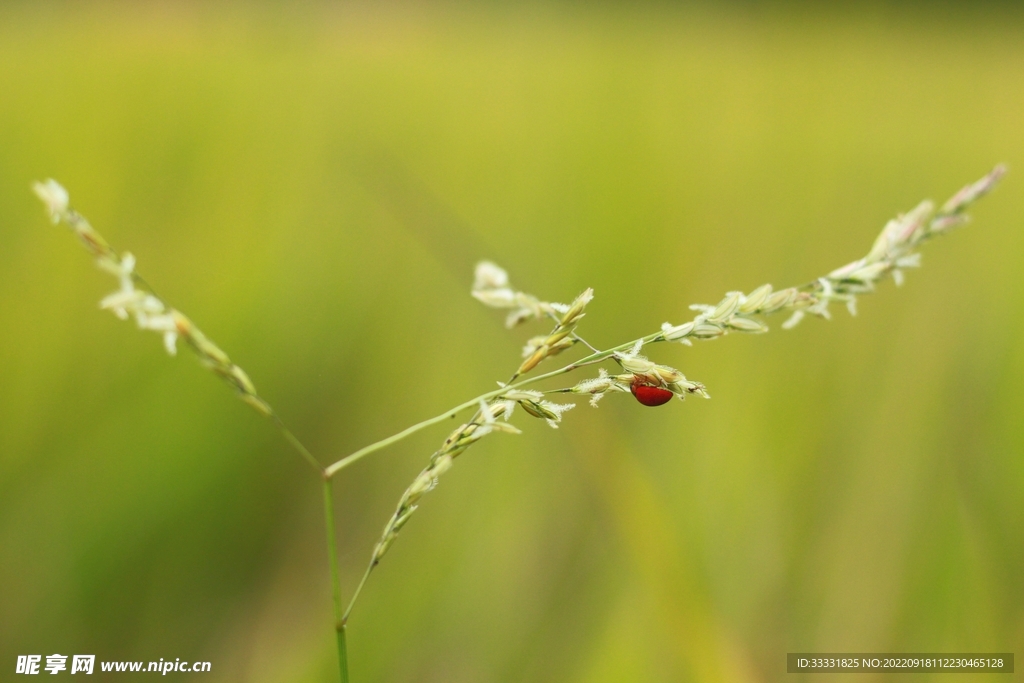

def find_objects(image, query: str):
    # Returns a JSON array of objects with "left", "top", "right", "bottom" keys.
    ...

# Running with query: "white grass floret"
[{"left": 32, "top": 179, "right": 69, "bottom": 223}]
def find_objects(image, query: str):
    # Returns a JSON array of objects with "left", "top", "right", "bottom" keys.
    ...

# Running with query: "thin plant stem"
[
  {"left": 336, "top": 627, "right": 349, "bottom": 683},
  {"left": 571, "top": 333, "right": 602, "bottom": 353},
  {"left": 322, "top": 478, "right": 349, "bottom": 683},
  {"left": 343, "top": 559, "right": 375, "bottom": 625},
  {"left": 544, "top": 309, "right": 601, "bottom": 353},
  {"left": 273, "top": 413, "right": 325, "bottom": 475}
]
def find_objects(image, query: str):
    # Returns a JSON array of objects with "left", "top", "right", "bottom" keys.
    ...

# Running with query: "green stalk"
[
  {"left": 343, "top": 559, "right": 375, "bottom": 626},
  {"left": 322, "top": 477, "right": 349, "bottom": 683},
  {"left": 273, "top": 414, "right": 325, "bottom": 474}
]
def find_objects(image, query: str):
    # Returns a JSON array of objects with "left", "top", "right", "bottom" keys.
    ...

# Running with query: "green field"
[{"left": 1, "top": 3, "right": 1022, "bottom": 681}]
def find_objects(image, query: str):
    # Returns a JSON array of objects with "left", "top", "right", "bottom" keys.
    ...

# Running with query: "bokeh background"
[{"left": 1, "top": 2, "right": 1022, "bottom": 681}]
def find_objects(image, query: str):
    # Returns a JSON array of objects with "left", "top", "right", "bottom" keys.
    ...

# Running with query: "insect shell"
[{"left": 630, "top": 375, "right": 674, "bottom": 407}]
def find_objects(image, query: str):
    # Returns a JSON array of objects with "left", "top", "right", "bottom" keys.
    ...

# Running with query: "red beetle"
[{"left": 630, "top": 376, "right": 674, "bottom": 407}]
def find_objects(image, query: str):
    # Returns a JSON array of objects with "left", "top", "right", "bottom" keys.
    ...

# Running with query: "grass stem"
[
  {"left": 274, "top": 414, "right": 325, "bottom": 474},
  {"left": 343, "top": 559, "right": 376, "bottom": 625},
  {"left": 322, "top": 478, "right": 349, "bottom": 683}
]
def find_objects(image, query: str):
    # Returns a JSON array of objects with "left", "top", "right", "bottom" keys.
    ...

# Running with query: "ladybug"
[{"left": 630, "top": 375, "right": 674, "bottom": 407}]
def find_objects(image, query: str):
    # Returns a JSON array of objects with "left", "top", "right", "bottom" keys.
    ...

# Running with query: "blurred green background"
[{"left": 1, "top": 2, "right": 1022, "bottom": 681}]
